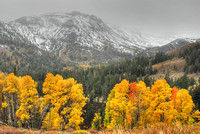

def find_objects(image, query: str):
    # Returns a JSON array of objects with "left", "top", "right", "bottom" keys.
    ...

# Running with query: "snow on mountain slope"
[
  {"left": 1, "top": 11, "right": 199, "bottom": 64},
  {"left": 0, "top": 21, "right": 26, "bottom": 43},
  {"left": 141, "top": 32, "right": 199, "bottom": 48},
  {"left": 6, "top": 12, "right": 146, "bottom": 55},
  {"left": 6, "top": 11, "right": 199, "bottom": 52}
]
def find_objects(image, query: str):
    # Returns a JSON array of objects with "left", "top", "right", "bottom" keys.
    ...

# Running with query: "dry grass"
[
  {"left": 0, "top": 125, "right": 69, "bottom": 134},
  {"left": 1, "top": 125, "right": 200, "bottom": 134},
  {"left": 99, "top": 125, "right": 200, "bottom": 134},
  {"left": 152, "top": 58, "right": 186, "bottom": 72},
  {"left": 151, "top": 57, "right": 199, "bottom": 82}
]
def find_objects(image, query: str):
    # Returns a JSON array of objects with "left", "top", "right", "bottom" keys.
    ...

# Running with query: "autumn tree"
[
  {"left": 174, "top": 89, "right": 195, "bottom": 124},
  {"left": 16, "top": 75, "right": 39, "bottom": 128},
  {"left": 128, "top": 81, "right": 150, "bottom": 127},
  {"left": 41, "top": 73, "right": 87, "bottom": 130},
  {"left": 2, "top": 73, "right": 21, "bottom": 126},
  {"left": 144, "top": 79, "right": 173, "bottom": 125},
  {"left": 104, "top": 78, "right": 198, "bottom": 129},
  {"left": 92, "top": 113, "right": 102, "bottom": 130},
  {"left": 104, "top": 79, "right": 130, "bottom": 129},
  {"left": 41, "top": 73, "right": 64, "bottom": 130},
  {"left": 0, "top": 72, "right": 6, "bottom": 122}
]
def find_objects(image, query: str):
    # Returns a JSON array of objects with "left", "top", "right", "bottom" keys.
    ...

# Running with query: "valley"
[{"left": 0, "top": 11, "right": 200, "bottom": 133}]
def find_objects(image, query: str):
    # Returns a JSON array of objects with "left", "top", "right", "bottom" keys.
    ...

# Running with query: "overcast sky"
[{"left": 0, "top": 0, "right": 199, "bottom": 35}]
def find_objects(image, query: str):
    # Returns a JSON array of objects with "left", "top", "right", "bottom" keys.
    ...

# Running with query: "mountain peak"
[
  {"left": 6, "top": 12, "right": 145, "bottom": 53},
  {"left": 1, "top": 12, "right": 198, "bottom": 64},
  {"left": 70, "top": 11, "right": 89, "bottom": 17}
]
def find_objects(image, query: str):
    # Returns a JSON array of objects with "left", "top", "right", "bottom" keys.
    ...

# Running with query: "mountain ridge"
[
  {"left": 137, "top": 38, "right": 198, "bottom": 57},
  {"left": 0, "top": 11, "right": 199, "bottom": 73}
]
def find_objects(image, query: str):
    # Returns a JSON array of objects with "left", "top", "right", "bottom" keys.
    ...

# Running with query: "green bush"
[{"left": 91, "top": 113, "right": 102, "bottom": 130}]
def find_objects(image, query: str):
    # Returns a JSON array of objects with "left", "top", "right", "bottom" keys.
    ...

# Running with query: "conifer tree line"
[{"left": 178, "top": 43, "right": 200, "bottom": 73}]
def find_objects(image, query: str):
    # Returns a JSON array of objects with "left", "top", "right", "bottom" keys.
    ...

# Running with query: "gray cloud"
[{"left": 0, "top": 0, "right": 199, "bottom": 35}]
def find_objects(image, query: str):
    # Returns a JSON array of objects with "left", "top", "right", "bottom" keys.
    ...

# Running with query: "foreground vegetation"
[
  {"left": 0, "top": 124, "right": 200, "bottom": 133},
  {"left": 23, "top": 42, "right": 199, "bottom": 127},
  {"left": 0, "top": 71, "right": 200, "bottom": 131},
  {"left": 0, "top": 73, "right": 87, "bottom": 130}
]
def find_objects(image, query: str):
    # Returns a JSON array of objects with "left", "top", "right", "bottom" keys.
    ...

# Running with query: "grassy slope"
[
  {"left": 150, "top": 42, "right": 200, "bottom": 82},
  {"left": 150, "top": 57, "right": 199, "bottom": 82}
]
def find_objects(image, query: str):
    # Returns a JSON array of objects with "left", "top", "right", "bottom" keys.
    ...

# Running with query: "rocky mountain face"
[
  {"left": 0, "top": 11, "right": 199, "bottom": 73},
  {"left": 0, "top": 21, "right": 64, "bottom": 74},
  {"left": 6, "top": 12, "right": 147, "bottom": 64}
]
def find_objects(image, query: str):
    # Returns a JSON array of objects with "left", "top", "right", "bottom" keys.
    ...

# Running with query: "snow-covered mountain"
[
  {"left": 0, "top": 21, "right": 28, "bottom": 44},
  {"left": 0, "top": 11, "right": 199, "bottom": 65},
  {"left": 7, "top": 12, "right": 146, "bottom": 54}
]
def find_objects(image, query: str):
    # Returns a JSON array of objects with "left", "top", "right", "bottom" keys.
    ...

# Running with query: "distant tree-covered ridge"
[{"left": 179, "top": 42, "right": 200, "bottom": 73}]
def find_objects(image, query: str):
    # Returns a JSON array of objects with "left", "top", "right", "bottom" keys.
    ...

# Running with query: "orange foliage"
[
  {"left": 129, "top": 82, "right": 137, "bottom": 102},
  {"left": 171, "top": 86, "right": 178, "bottom": 100}
]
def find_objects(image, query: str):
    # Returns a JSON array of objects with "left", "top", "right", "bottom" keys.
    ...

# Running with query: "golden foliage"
[
  {"left": 42, "top": 73, "right": 87, "bottom": 130},
  {"left": 16, "top": 75, "right": 39, "bottom": 125},
  {"left": 104, "top": 78, "right": 197, "bottom": 129}
]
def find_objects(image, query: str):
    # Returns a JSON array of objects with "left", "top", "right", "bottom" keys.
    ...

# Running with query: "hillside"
[
  {"left": 0, "top": 28, "right": 65, "bottom": 74},
  {"left": 150, "top": 58, "right": 199, "bottom": 82},
  {"left": 6, "top": 11, "right": 145, "bottom": 64},
  {"left": 0, "top": 12, "right": 199, "bottom": 74},
  {"left": 150, "top": 42, "right": 200, "bottom": 85},
  {"left": 166, "top": 41, "right": 200, "bottom": 56}
]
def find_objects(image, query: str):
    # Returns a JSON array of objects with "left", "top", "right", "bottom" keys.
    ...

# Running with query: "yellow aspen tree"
[
  {"left": 175, "top": 89, "right": 195, "bottom": 125},
  {"left": 42, "top": 73, "right": 87, "bottom": 130},
  {"left": 104, "top": 85, "right": 115, "bottom": 128},
  {"left": 129, "top": 81, "right": 150, "bottom": 127},
  {"left": 41, "top": 107, "right": 64, "bottom": 130},
  {"left": 16, "top": 75, "right": 39, "bottom": 127},
  {"left": 43, "top": 73, "right": 63, "bottom": 105},
  {"left": 42, "top": 73, "right": 63, "bottom": 130},
  {"left": 104, "top": 79, "right": 130, "bottom": 129},
  {"left": 192, "top": 110, "right": 200, "bottom": 124},
  {"left": 154, "top": 102, "right": 176, "bottom": 125},
  {"left": 2, "top": 73, "right": 21, "bottom": 126},
  {"left": 140, "top": 79, "right": 172, "bottom": 125},
  {"left": 67, "top": 83, "right": 87, "bottom": 130},
  {"left": 0, "top": 72, "right": 6, "bottom": 122},
  {"left": 127, "top": 82, "right": 140, "bottom": 128}
]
